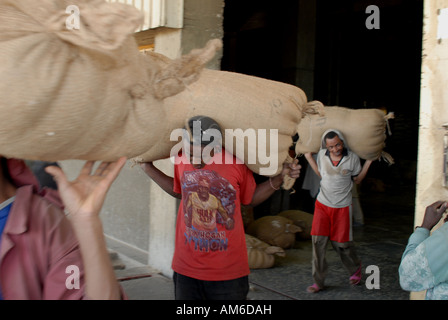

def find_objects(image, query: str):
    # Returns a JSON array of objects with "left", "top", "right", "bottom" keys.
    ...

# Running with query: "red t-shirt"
[{"left": 172, "top": 149, "right": 256, "bottom": 281}]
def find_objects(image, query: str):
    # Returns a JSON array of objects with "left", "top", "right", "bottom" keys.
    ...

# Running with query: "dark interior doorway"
[{"left": 221, "top": 0, "right": 423, "bottom": 222}]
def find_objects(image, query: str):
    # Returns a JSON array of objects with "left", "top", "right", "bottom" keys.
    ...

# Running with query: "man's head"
[
  {"left": 185, "top": 116, "right": 222, "bottom": 146},
  {"left": 324, "top": 131, "right": 344, "bottom": 158},
  {"left": 184, "top": 116, "right": 222, "bottom": 169}
]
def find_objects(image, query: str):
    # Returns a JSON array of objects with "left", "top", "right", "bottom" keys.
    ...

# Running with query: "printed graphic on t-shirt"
[{"left": 181, "top": 170, "right": 237, "bottom": 252}]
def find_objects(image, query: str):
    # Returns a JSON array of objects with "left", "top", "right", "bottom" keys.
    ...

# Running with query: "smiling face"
[{"left": 325, "top": 135, "right": 344, "bottom": 158}]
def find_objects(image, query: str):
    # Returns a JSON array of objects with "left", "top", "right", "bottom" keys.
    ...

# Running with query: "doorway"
[
  {"left": 221, "top": 0, "right": 423, "bottom": 299},
  {"left": 221, "top": 0, "right": 423, "bottom": 222}
]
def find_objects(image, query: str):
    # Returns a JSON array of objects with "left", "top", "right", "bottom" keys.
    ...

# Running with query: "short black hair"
[
  {"left": 185, "top": 116, "right": 222, "bottom": 146},
  {"left": 324, "top": 131, "right": 340, "bottom": 142}
]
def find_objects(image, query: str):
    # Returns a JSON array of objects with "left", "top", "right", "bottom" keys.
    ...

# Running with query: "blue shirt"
[
  {"left": 0, "top": 197, "right": 14, "bottom": 300},
  {"left": 0, "top": 199, "right": 13, "bottom": 235},
  {"left": 399, "top": 223, "right": 448, "bottom": 299}
]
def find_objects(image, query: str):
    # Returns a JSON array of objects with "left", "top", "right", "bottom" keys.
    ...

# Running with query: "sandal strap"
[
  {"left": 307, "top": 283, "right": 321, "bottom": 293},
  {"left": 349, "top": 265, "right": 362, "bottom": 284}
]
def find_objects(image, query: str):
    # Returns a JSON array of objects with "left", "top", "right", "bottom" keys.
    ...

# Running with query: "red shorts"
[{"left": 311, "top": 200, "right": 351, "bottom": 243}]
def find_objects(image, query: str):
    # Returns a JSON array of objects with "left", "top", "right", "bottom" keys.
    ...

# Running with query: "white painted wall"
[{"left": 412, "top": 0, "right": 448, "bottom": 299}]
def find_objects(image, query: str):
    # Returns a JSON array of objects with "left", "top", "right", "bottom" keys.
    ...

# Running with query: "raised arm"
[
  {"left": 140, "top": 162, "right": 181, "bottom": 199},
  {"left": 353, "top": 159, "right": 372, "bottom": 184},
  {"left": 399, "top": 201, "right": 448, "bottom": 293},
  {"left": 45, "top": 157, "right": 127, "bottom": 300},
  {"left": 304, "top": 152, "right": 321, "bottom": 179}
]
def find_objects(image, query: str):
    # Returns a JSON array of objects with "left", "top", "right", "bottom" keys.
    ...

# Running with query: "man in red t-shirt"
[{"left": 140, "top": 116, "right": 301, "bottom": 300}]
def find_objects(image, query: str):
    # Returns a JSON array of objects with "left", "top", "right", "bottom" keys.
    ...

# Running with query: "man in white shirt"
[{"left": 304, "top": 129, "right": 371, "bottom": 293}]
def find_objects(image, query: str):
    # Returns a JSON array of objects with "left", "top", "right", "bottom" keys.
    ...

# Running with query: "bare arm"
[
  {"left": 304, "top": 152, "right": 321, "bottom": 179},
  {"left": 140, "top": 162, "right": 181, "bottom": 199},
  {"left": 46, "top": 157, "right": 127, "bottom": 300},
  {"left": 250, "top": 159, "right": 301, "bottom": 207},
  {"left": 353, "top": 159, "right": 372, "bottom": 184}
]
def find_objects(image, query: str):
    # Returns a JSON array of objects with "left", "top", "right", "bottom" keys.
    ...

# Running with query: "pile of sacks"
[
  {"left": 242, "top": 207, "right": 314, "bottom": 269},
  {"left": 245, "top": 234, "right": 286, "bottom": 270}
]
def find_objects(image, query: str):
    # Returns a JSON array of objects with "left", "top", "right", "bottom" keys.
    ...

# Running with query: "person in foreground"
[
  {"left": 399, "top": 200, "right": 448, "bottom": 300},
  {"left": 0, "top": 156, "right": 126, "bottom": 299},
  {"left": 140, "top": 116, "right": 301, "bottom": 300},
  {"left": 304, "top": 129, "right": 372, "bottom": 293}
]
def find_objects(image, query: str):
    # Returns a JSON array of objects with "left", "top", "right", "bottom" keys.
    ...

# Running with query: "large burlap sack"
[
  {"left": 0, "top": 0, "right": 221, "bottom": 161},
  {"left": 246, "top": 216, "right": 302, "bottom": 249},
  {"left": 295, "top": 102, "right": 394, "bottom": 162},
  {"left": 245, "top": 234, "right": 285, "bottom": 269},
  {"left": 278, "top": 210, "right": 314, "bottom": 241},
  {"left": 133, "top": 68, "right": 323, "bottom": 176}
]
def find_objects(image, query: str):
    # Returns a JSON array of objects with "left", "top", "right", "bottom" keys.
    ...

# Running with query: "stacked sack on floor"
[
  {"left": 245, "top": 234, "right": 286, "bottom": 269},
  {"left": 242, "top": 206, "right": 314, "bottom": 269}
]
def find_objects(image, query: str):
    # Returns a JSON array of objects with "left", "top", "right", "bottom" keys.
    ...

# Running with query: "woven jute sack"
[
  {"left": 278, "top": 210, "right": 314, "bottom": 241},
  {"left": 134, "top": 69, "right": 323, "bottom": 176},
  {"left": 295, "top": 102, "right": 394, "bottom": 162},
  {"left": 0, "top": 0, "right": 221, "bottom": 161},
  {"left": 246, "top": 216, "right": 302, "bottom": 249},
  {"left": 245, "top": 234, "right": 285, "bottom": 269}
]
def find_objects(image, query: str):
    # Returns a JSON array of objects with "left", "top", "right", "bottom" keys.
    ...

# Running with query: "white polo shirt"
[{"left": 316, "top": 148, "right": 361, "bottom": 208}]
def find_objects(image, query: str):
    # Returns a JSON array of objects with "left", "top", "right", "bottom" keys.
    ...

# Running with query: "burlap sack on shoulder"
[
  {"left": 295, "top": 102, "right": 394, "bottom": 162},
  {"left": 134, "top": 69, "right": 322, "bottom": 176},
  {"left": 0, "top": 0, "right": 221, "bottom": 161}
]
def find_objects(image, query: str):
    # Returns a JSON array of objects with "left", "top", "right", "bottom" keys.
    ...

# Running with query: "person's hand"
[
  {"left": 45, "top": 157, "right": 127, "bottom": 221},
  {"left": 421, "top": 200, "right": 448, "bottom": 230},
  {"left": 273, "top": 158, "right": 301, "bottom": 191},
  {"left": 281, "top": 158, "right": 301, "bottom": 179}
]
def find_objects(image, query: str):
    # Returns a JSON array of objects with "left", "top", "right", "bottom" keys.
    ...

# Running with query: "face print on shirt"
[{"left": 180, "top": 170, "right": 237, "bottom": 252}]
